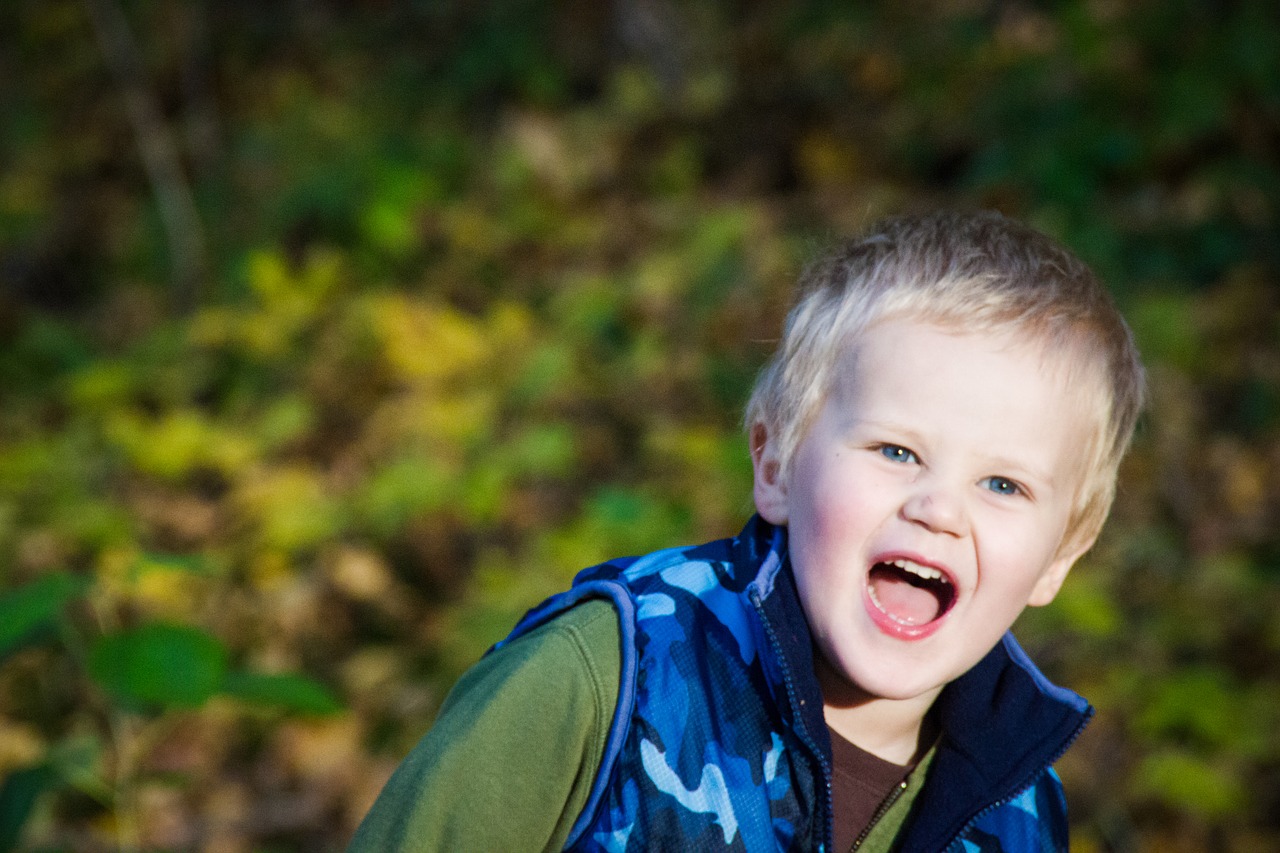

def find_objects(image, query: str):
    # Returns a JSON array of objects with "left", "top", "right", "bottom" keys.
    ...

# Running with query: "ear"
[
  {"left": 1026, "top": 535, "right": 1094, "bottom": 607},
  {"left": 750, "top": 422, "right": 789, "bottom": 525}
]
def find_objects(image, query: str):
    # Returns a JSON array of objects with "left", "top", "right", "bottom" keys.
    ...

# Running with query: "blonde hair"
[{"left": 745, "top": 210, "right": 1145, "bottom": 554}]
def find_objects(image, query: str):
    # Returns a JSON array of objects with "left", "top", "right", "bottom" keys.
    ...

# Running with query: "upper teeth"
[{"left": 887, "top": 559, "right": 949, "bottom": 583}]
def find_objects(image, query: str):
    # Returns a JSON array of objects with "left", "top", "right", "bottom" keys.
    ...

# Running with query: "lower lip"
[{"left": 862, "top": 585, "right": 947, "bottom": 640}]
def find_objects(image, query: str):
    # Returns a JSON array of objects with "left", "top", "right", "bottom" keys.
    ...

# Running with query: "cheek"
[
  {"left": 794, "top": 478, "right": 877, "bottom": 586},
  {"left": 981, "top": 526, "right": 1066, "bottom": 601},
  {"left": 815, "top": 459, "right": 892, "bottom": 534},
  {"left": 795, "top": 467, "right": 858, "bottom": 543}
]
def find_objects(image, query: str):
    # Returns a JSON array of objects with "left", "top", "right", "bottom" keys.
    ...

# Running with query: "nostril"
[{"left": 902, "top": 491, "right": 968, "bottom": 536}]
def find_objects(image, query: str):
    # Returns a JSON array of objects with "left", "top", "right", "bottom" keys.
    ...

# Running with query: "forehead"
[{"left": 830, "top": 318, "right": 1098, "bottom": 479}]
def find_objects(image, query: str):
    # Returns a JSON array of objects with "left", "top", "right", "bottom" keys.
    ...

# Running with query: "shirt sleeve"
[{"left": 347, "top": 599, "right": 622, "bottom": 852}]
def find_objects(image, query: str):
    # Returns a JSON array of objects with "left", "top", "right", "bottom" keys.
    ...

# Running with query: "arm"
[{"left": 348, "top": 600, "right": 621, "bottom": 852}]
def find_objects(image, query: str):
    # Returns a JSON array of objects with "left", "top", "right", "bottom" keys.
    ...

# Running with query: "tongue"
[{"left": 870, "top": 572, "right": 940, "bottom": 625}]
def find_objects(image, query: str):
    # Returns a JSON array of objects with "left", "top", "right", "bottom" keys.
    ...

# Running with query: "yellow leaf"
[
  {"left": 0, "top": 720, "right": 45, "bottom": 776},
  {"left": 371, "top": 295, "right": 490, "bottom": 384}
]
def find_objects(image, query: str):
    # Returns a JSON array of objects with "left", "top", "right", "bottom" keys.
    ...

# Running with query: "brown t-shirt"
[{"left": 828, "top": 725, "right": 911, "bottom": 851}]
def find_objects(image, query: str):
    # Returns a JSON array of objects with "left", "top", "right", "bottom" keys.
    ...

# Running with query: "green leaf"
[
  {"left": 1131, "top": 750, "right": 1247, "bottom": 819},
  {"left": 0, "top": 764, "right": 57, "bottom": 853},
  {"left": 1128, "top": 293, "right": 1202, "bottom": 373},
  {"left": 1134, "top": 668, "right": 1246, "bottom": 750},
  {"left": 221, "top": 671, "right": 342, "bottom": 715},
  {"left": 88, "top": 623, "right": 228, "bottom": 710},
  {"left": 0, "top": 572, "right": 85, "bottom": 661},
  {"left": 47, "top": 734, "right": 110, "bottom": 803},
  {"left": 355, "top": 455, "right": 454, "bottom": 536}
]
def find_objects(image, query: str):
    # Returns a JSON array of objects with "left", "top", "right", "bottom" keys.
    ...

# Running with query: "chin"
[
  {"left": 822, "top": 650, "right": 947, "bottom": 706},
  {"left": 855, "top": 673, "right": 944, "bottom": 704}
]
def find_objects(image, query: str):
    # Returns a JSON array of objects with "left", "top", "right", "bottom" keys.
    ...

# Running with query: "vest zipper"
[
  {"left": 849, "top": 778, "right": 908, "bottom": 852},
  {"left": 750, "top": 589, "right": 835, "bottom": 853}
]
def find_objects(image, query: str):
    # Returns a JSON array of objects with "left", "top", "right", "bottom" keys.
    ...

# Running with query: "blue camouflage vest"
[{"left": 494, "top": 517, "right": 1090, "bottom": 852}]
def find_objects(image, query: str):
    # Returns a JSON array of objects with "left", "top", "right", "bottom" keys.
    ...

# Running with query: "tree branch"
[{"left": 84, "top": 0, "right": 207, "bottom": 312}]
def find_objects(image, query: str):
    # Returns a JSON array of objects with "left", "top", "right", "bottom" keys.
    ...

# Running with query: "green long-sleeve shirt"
[
  {"left": 348, "top": 600, "right": 928, "bottom": 852},
  {"left": 350, "top": 601, "right": 619, "bottom": 851}
]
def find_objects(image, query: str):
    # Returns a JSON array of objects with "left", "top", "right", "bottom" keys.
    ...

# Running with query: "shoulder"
[
  {"left": 448, "top": 597, "right": 621, "bottom": 720},
  {"left": 348, "top": 599, "right": 623, "bottom": 851},
  {"left": 490, "top": 598, "right": 620, "bottom": 694}
]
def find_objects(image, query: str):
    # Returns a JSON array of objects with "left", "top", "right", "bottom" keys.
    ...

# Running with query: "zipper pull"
[{"left": 850, "top": 779, "right": 910, "bottom": 852}]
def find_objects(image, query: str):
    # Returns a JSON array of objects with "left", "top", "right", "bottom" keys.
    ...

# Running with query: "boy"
[{"left": 350, "top": 210, "right": 1144, "bottom": 851}]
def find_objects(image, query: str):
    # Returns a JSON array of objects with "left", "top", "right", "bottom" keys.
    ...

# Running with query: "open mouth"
[{"left": 867, "top": 558, "right": 957, "bottom": 630}]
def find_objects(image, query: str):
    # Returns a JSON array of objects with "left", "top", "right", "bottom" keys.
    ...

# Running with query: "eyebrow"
[{"left": 846, "top": 416, "right": 925, "bottom": 446}]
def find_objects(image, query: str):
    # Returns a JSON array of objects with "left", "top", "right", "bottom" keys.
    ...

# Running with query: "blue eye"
[
  {"left": 982, "top": 476, "right": 1021, "bottom": 496},
  {"left": 879, "top": 445, "right": 918, "bottom": 464}
]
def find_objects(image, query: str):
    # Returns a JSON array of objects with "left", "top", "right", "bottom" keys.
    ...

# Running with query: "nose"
[{"left": 901, "top": 480, "right": 969, "bottom": 537}]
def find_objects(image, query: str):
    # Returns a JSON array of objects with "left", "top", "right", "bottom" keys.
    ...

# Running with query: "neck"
[{"left": 817, "top": 655, "right": 941, "bottom": 766}]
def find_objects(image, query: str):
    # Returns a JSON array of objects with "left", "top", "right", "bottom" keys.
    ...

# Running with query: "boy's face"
[{"left": 752, "top": 317, "right": 1093, "bottom": 711}]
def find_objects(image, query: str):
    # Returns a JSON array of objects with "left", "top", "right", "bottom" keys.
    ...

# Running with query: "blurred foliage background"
[{"left": 1, "top": 0, "right": 1278, "bottom": 850}]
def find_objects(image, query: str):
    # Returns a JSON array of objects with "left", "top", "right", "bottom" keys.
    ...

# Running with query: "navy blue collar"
[{"left": 896, "top": 632, "right": 1092, "bottom": 849}]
